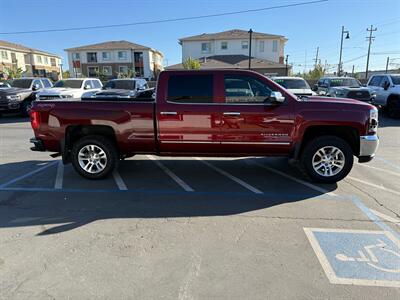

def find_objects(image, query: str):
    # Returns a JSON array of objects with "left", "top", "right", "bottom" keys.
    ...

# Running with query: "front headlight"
[
  {"left": 369, "top": 108, "right": 378, "bottom": 134},
  {"left": 6, "top": 95, "right": 21, "bottom": 101}
]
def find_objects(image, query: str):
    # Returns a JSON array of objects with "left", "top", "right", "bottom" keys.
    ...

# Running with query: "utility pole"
[
  {"left": 352, "top": 65, "right": 355, "bottom": 76},
  {"left": 248, "top": 28, "right": 253, "bottom": 69},
  {"left": 338, "top": 26, "right": 350, "bottom": 76},
  {"left": 304, "top": 50, "right": 307, "bottom": 75},
  {"left": 385, "top": 56, "right": 389, "bottom": 73},
  {"left": 365, "top": 25, "right": 377, "bottom": 79},
  {"left": 285, "top": 54, "right": 289, "bottom": 75},
  {"left": 314, "top": 47, "right": 319, "bottom": 68}
]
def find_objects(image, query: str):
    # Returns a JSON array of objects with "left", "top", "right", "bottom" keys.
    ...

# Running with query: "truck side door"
[
  {"left": 156, "top": 72, "right": 221, "bottom": 153},
  {"left": 368, "top": 75, "right": 384, "bottom": 105},
  {"left": 377, "top": 75, "right": 392, "bottom": 105},
  {"left": 218, "top": 73, "right": 294, "bottom": 155}
]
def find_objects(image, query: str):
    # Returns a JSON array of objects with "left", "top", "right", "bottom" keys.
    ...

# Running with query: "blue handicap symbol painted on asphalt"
[{"left": 304, "top": 228, "right": 400, "bottom": 287}]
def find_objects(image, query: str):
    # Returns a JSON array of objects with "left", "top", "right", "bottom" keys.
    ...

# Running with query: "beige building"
[
  {"left": 0, "top": 40, "right": 62, "bottom": 79},
  {"left": 65, "top": 40, "right": 164, "bottom": 80}
]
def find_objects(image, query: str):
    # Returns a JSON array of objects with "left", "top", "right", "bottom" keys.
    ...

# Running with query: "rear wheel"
[
  {"left": 71, "top": 135, "right": 118, "bottom": 179},
  {"left": 300, "top": 136, "right": 354, "bottom": 183}
]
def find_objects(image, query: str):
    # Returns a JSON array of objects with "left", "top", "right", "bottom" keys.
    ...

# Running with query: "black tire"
[
  {"left": 386, "top": 97, "right": 400, "bottom": 118},
  {"left": 20, "top": 101, "right": 32, "bottom": 117},
  {"left": 300, "top": 135, "right": 354, "bottom": 184},
  {"left": 71, "top": 135, "right": 119, "bottom": 179}
]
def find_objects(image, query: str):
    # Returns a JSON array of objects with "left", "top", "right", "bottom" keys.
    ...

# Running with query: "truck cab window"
[
  {"left": 167, "top": 74, "right": 213, "bottom": 103},
  {"left": 224, "top": 75, "right": 274, "bottom": 104}
]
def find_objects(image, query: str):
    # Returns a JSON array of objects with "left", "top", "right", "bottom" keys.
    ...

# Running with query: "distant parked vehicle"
[
  {"left": 87, "top": 78, "right": 149, "bottom": 100},
  {"left": 313, "top": 77, "right": 371, "bottom": 102},
  {"left": 38, "top": 78, "right": 102, "bottom": 100},
  {"left": 0, "top": 77, "right": 52, "bottom": 116},
  {"left": 0, "top": 82, "right": 11, "bottom": 89},
  {"left": 272, "top": 76, "right": 316, "bottom": 97},
  {"left": 367, "top": 74, "right": 400, "bottom": 118}
]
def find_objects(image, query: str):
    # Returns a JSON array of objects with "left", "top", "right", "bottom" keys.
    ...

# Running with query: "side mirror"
[
  {"left": 269, "top": 91, "right": 285, "bottom": 103},
  {"left": 312, "top": 84, "right": 318, "bottom": 92},
  {"left": 383, "top": 81, "right": 390, "bottom": 90},
  {"left": 32, "top": 84, "right": 40, "bottom": 91},
  {"left": 84, "top": 84, "right": 91, "bottom": 90}
]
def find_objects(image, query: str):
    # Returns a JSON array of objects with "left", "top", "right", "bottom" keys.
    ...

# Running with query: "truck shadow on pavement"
[
  {"left": 0, "top": 114, "right": 29, "bottom": 124},
  {"left": 0, "top": 159, "right": 338, "bottom": 235}
]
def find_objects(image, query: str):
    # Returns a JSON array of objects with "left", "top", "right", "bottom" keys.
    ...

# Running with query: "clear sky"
[{"left": 1, "top": 0, "right": 399, "bottom": 74}]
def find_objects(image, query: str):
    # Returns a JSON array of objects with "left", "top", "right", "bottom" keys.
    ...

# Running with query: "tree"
[
  {"left": 2, "top": 64, "right": 23, "bottom": 79},
  {"left": 62, "top": 70, "right": 70, "bottom": 79},
  {"left": 182, "top": 57, "right": 201, "bottom": 70},
  {"left": 303, "top": 64, "right": 325, "bottom": 80}
]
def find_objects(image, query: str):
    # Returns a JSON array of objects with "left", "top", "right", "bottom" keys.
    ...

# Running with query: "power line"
[{"left": 0, "top": 0, "right": 328, "bottom": 35}]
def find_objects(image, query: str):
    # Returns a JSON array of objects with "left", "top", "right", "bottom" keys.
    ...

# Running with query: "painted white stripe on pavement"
[
  {"left": 54, "top": 161, "right": 64, "bottom": 189},
  {"left": 147, "top": 155, "right": 194, "bottom": 192},
  {"left": 0, "top": 161, "right": 58, "bottom": 189},
  {"left": 357, "top": 163, "right": 400, "bottom": 177},
  {"left": 370, "top": 209, "right": 400, "bottom": 226},
  {"left": 113, "top": 170, "right": 128, "bottom": 191},
  {"left": 347, "top": 176, "right": 400, "bottom": 197},
  {"left": 247, "top": 160, "right": 338, "bottom": 197},
  {"left": 196, "top": 158, "right": 263, "bottom": 194}
]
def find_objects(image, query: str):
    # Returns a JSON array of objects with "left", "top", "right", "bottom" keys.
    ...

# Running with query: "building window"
[
  {"left": 87, "top": 66, "right": 99, "bottom": 77},
  {"left": 272, "top": 40, "right": 278, "bottom": 52},
  {"left": 134, "top": 52, "right": 143, "bottom": 63},
  {"left": 119, "top": 66, "right": 128, "bottom": 74},
  {"left": 241, "top": 41, "right": 249, "bottom": 50},
  {"left": 73, "top": 53, "right": 80, "bottom": 60},
  {"left": 1, "top": 50, "right": 8, "bottom": 59},
  {"left": 103, "top": 66, "right": 112, "bottom": 75},
  {"left": 102, "top": 52, "right": 111, "bottom": 61},
  {"left": 87, "top": 52, "right": 97, "bottom": 63},
  {"left": 44, "top": 56, "right": 49, "bottom": 64},
  {"left": 50, "top": 58, "right": 56, "bottom": 67},
  {"left": 37, "top": 55, "right": 43, "bottom": 64},
  {"left": 201, "top": 42, "right": 211, "bottom": 53},
  {"left": 259, "top": 41, "right": 265, "bottom": 52},
  {"left": 221, "top": 41, "right": 228, "bottom": 50},
  {"left": 118, "top": 51, "right": 127, "bottom": 60}
]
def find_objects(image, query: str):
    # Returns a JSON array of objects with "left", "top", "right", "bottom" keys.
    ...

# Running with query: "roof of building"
[
  {"left": 0, "top": 40, "right": 61, "bottom": 58},
  {"left": 166, "top": 55, "right": 288, "bottom": 70},
  {"left": 179, "top": 29, "right": 286, "bottom": 42},
  {"left": 64, "top": 40, "right": 163, "bottom": 55}
]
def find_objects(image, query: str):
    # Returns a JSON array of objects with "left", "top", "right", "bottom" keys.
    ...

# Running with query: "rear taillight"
[
  {"left": 368, "top": 108, "right": 378, "bottom": 134},
  {"left": 30, "top": 111, "right": 40, "bottom": 130}
]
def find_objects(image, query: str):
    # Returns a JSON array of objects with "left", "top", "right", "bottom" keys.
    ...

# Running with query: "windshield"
[
  {"left": 54, "top": 80, "right": 83, "bottom": 88},
  {"left": 390, "top": 75, "right": 400, "bottom": 85},
  {"left": 11, "top": 79, "right": 32, "bottom": 88},
  {"left": 330, "top": 78, "right": 361, "bottom": 87},
  {"left": 274, "top": 78, "right": 310, "bottom": 89},
  {"left": 104, "top": 80, "right": 136, "bottom": 90}
]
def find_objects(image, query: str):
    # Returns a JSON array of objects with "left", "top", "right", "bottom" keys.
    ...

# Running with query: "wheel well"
[
  {"left": 388, "top": 94, "right": 400, "bottom": 103},
  {"left": 298, "top": 126, "right": 359, "bottom": 158},
  {"left": 63, "top": 125, "right": 118, "bottom": 161}
]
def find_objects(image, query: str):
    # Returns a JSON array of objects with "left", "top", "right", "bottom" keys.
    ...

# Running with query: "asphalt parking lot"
[{"left": 0, "top": 114, "right": 399, "bottom": 299}]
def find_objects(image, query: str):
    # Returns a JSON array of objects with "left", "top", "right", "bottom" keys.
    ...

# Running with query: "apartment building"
[
  {"left": 65, "top": 40, "right": 164, "bottom": 79},
  {"left": 0, "top": 40, "right": 62, "bottom": 79}
]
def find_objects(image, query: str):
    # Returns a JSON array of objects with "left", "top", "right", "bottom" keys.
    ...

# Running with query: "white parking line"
[
  {"left": 113, "top": 170, "right": 128, "bottom": 191},
  {"left": 347, "top": 176, "right": 400, "bottom": 197},
  {"left": 357, "top": 163, "right": 400, "bottom": 177},
  {"left": 370, "top": 209, "right": 400, "bottom": 226},
  {"left": 54, "top": 161, "right": 64, "bottom": 189},
  {"left": 196, "top": 158, "right": 263, "bottom": 194},
  {"left": 246, "top": 160, "right": 338, "bottom": 197},
  {"left": 147, "top": 155, "right": 194, "bottom": 192}
]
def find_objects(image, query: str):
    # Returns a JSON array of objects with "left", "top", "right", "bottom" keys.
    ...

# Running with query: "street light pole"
[
  {"left": 338, "top": 26, "right": 350, "bottom": 76},
  {"left": 248, "top": 28, "right": 253, "bottom": 69},
  {"left": 285, "top": 54, "right": 289, "bottom": 76}
]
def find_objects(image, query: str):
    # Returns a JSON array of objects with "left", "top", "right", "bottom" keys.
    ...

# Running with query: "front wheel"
[
  {"left": 386, "top": 98, "right": 400, "bottom": 118},
  {"left": 71, "top": 135, "right": 119, "bottom": 179},
  {"left": 300, "top": 136, "right": 354, "bottom": 183}
]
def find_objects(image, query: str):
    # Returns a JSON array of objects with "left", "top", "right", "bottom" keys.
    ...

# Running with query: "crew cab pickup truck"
[
  {"left": 367, "top": 74, "right": 400, "bottom": 118},
  {"left": 29, "top": 70, "right": 379, "bottom": 183}
]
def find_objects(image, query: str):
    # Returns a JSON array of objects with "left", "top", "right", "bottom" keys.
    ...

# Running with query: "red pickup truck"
[{"left": 29, "top": 70, "right": 379, "bottom": 183}]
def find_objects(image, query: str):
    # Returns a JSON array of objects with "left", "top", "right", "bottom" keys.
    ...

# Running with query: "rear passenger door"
[
  {"left": 219, "top": 73, "right": 294, "bottom": 154},
  {"left": 157, "top": 73, "right": 222, "bottom": 153}
]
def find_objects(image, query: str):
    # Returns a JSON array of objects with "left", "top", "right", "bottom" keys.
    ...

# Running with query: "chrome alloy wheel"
[
  {"left": 78, "top": 145, "right": 108, "bottom": 174},
  {"left": 312, "top": 146, "right": 345, "bottom": 177}
]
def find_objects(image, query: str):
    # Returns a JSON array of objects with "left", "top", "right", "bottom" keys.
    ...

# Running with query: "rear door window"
[{"left": 167, "top": 74, "right": 213, "bottom": 103}]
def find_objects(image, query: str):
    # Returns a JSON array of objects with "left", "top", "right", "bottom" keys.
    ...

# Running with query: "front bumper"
[
  {"left": 358, "top": 134, "right": 379, "bottom": 162},
  {"left": 0, "top": 101, "right": 21, "bottom": 111}
]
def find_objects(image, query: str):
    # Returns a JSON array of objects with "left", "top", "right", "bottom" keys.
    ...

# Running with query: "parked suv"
[
  {"left": 0, "top": 77, "right": 52, "bottom": 116},
  {"left": 38, "top": 78, "right": 103, "bottom": 100},
  {"left": 367, "top": 74, "right": 400, "bottom": 118},
  {"left": 313, "top": 77, "right": 371, "bottom": 102}
]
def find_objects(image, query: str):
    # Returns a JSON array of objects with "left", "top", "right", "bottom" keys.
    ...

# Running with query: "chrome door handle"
[
  {"left": 223, "top": 112, "right": 241, "bottom": 116},
  {"left": 160, "top": 111, "right": 178, "bottom": 115}
]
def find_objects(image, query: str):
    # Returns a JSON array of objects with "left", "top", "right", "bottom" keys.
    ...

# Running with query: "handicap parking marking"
[{"left": 304, "top": 228, "right": 400, "bottom": 287}]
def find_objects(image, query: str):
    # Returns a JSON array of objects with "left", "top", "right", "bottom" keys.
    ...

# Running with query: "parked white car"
[
  {"left": 38, "top": 78, "right": 103, "bottom": 100},
  {"left": 367, "top": 74, "right": 400, "bottom": 118},
  {"left": 272, "top": 76, "right": 316, "bottom": 97}
]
